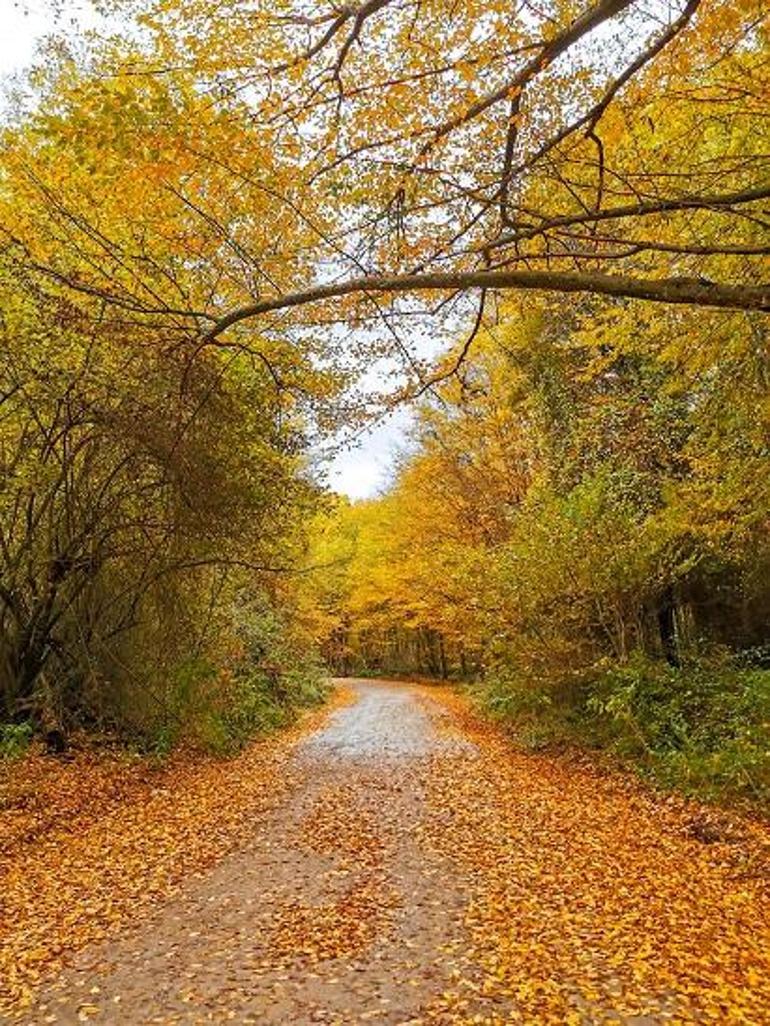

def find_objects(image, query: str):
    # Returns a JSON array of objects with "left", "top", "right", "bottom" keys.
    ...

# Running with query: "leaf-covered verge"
[
  {"left": 0, "top": 685, "right": 352, "bottom": 1014},
  {"left": 478, "top": 653, "right": 770, "bottom": 807},
  {"left": 419, "top": 687, "right": 770, "bottom": 1026},
  {"left": 3, "top": 680, "right": 768, "bottom": 1024}
]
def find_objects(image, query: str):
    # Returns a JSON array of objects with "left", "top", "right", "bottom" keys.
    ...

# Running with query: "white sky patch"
[
  {"left": 327, "top": 406, "right": 414, "bottom": 500},
  {"left": 1, "top": 0, "right": 110, "bottom": 112},
  {"left": 1, "top": 2, "right": 50, "bottom": 75},
  {"left": 0, "top": 1, "right": 94, "bottom": 75}
]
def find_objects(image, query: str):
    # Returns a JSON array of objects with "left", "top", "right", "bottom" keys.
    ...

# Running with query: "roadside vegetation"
[
  {"left": 0, "top": 259, "right": 332, "bottom": 751},
  {"left": 0, "top": 4, "right": 769, "bottom": 1020}
]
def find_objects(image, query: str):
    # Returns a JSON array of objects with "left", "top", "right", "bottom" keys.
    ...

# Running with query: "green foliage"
[
  {"left": 0, "top": 251, "right": 333, "bottom": 747},
  {"left": 586, "top": 656, "right": 770, "bottom": 800},
  {"left": 473, "top": 670, "right": 560, "bottom": 752},
  {"left": 213, "top": 664, "right": 327, "bottom": 755},
  {"left": 482, "top": 654, "right": 770, "bottom": 803},
  {"left": 130, "top": 603, "right": 328, "bottom": 756},
  {"left": 0, "top": 723, "right": 34, "bottom": 760}
]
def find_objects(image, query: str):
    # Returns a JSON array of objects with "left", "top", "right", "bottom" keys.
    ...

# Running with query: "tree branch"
[
  {"left": 202, "top": 268, "right": 769, "bottom": 343},
  {"left": 489, "top": 183, "right": 770, "bottom": 248},
  {"left": 423, "top": 0, "right": 634, "bottom": 152}
]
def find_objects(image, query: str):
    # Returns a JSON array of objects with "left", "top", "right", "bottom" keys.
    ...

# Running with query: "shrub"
[
  {"left": 482, "top": 653, "right": 770, "bottom": 804},
  {"left": 0, "top": 722, "right": 34, "bottom": 760}
]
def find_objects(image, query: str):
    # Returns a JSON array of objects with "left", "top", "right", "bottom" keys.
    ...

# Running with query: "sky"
[
  {"left": 1, "top": 1, "right": 85, "bottom": 72},
  {"left": 325, "top": 407, "right": 413, "bottom": 500},
  {"left": 0, "top": 0, "right": 411, "bottom": 500}
]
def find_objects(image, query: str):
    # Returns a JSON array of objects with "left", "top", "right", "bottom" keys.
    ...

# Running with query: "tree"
[
  {"left": 1, "top": 0, "right": 769, "bottom": 745},
  {"left": 1, "top": 0, "right": 767, "bottom": 409},
  {"left": 308, "top": 286, "right": 770, "bottom": 682},
  {"left": 0, "top": 251, "right": 332, "bottom": 738}
]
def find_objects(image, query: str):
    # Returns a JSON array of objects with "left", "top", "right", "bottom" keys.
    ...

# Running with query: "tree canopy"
[{"left": 2, "top": 0, "right": 768, "bottom": 381}]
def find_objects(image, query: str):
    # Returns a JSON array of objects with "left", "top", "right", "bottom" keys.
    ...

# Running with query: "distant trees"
[{"left": 298, "top": 291, "right": 770, "bottom": 794}]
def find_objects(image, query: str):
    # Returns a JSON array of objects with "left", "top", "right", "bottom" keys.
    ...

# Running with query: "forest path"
[{"left": 10, "top": 680, "right": 770, "bottom": 1025}]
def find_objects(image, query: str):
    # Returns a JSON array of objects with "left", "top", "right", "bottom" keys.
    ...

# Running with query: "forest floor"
[{"left": 2, "top": 680, "right": 770, "bottom": 1025}]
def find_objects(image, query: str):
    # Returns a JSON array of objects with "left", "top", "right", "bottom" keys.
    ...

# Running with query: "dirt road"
[{"left": 8, "top": 680, "right": 770, "bottom": 1025}]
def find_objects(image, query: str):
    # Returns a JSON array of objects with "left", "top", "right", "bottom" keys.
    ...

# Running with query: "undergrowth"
[
  {"left": 478, "top": 652, "right": 770, "bottom": 807},
  {"left": 2, "top": 606, "right": 330, "bottom": 760},
  {"left": 0, "top": 723, "right": 34, "bottom": 760}
]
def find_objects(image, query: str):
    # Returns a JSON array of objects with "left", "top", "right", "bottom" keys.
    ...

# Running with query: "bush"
[
  {"left": 482, "top": 653, "right": 770, "bottom": 804},
  {"left": 0, "top": 722, "right": 34, "bottom": 760},
  {"left": 137, "top": 660, "right": 328, "bottom": 757},
  {"left": 588, "top": 655, "right": 770, "bottom": 801},
  {"left": 203, "top": 601, "right": 328, "bottom": 753},
  {"left": 212, "top": 667, "right": 320, "bottom": 754}
]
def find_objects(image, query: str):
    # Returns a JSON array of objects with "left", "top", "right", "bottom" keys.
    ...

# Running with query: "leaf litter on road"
[
  {"left": 0, "top": 691, "right": 353, "bottom": 1015},
  {"left": 2, "top": 681, "right": 769, "bottom": 1025}
]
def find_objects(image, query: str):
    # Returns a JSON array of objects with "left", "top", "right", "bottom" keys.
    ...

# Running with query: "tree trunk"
[{"left": 657, "top": 585, "right": 679, "bottom": 667}]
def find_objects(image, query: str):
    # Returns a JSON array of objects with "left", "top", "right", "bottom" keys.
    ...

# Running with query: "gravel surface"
[
  {"left": 301, "top": 680, "right": 476, "bottom": 760},
  {"left": 10, "top": 681, "right": 479, "bottom": 1026}
]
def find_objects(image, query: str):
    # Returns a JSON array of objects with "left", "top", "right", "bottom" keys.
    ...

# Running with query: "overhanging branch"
[
  {"left": 203, "top": 269, "right": 770, "bottom": 342},
  {"left": 489, "top": 184, "right": 770, "bottom": 248}
]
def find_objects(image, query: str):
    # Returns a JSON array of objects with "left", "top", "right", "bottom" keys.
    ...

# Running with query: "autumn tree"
[
  {"left": 0, "top": 250, "right": 333, "bottom": 740},
  {"left": 1, "top": 0, "right": 767, "bottom": 388}
]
